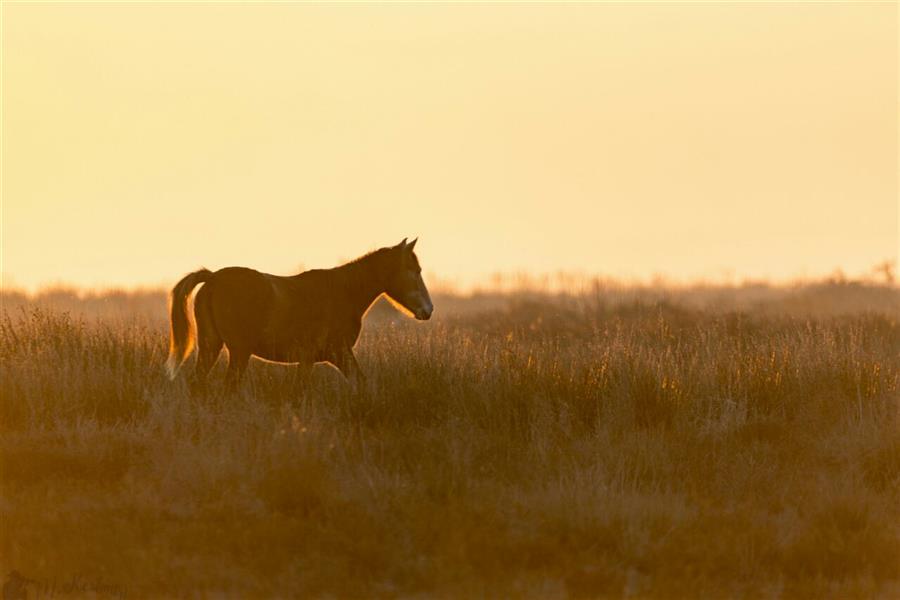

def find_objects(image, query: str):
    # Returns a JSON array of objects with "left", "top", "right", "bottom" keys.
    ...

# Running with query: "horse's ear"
[
  {"left": 397, "top": 238, "right": 408, "bottom": 250},
  {"left": 407, "top": 238, "right": 418, "bottom": 252}
]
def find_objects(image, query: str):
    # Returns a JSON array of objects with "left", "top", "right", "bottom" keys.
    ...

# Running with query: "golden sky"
[{"left": 2, "top": 2, "right": 897, "bottom": 291}]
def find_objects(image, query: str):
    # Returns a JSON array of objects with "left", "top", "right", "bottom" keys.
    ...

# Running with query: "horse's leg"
[
  {"left": 192, "top": 334, "right": 223, "bottom": 396},
  {"left": 330, "top": 347, "right": 366, "bottom": 392},
  {"left": 190, "top": 288, "right": 223, "bottom": 396},
  {"left": 224, "top": 347, "right": 250, "bottom": 392}
]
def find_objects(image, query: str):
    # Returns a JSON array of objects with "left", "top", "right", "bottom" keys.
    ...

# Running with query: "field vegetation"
[{"left": 1, "top": 277, "right": 898, "bottom": 598}]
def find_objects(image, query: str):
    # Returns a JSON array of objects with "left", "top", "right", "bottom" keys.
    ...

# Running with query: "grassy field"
[{"left": 1, "top": 280, "right": 898, "bottom": 598}]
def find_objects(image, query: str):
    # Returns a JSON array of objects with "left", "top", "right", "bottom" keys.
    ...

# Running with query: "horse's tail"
[{"left": 166, "top": 268, "right": 213, "bottom": 379}]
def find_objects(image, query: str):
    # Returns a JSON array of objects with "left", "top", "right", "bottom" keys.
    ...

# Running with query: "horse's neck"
[{"left": 339, "top": 255, "right": 389, "bottom": 316}]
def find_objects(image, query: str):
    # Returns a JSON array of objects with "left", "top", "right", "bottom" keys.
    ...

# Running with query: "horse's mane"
[{"left": 342, "top": 246, "right": 393, "bottom": 267}]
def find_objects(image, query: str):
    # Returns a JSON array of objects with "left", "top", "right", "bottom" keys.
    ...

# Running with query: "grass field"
[{"left": 1, "top": 279, "right": 898, "bottom": 598}]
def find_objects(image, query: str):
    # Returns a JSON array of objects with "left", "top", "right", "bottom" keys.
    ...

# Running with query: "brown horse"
[{"left": 166, "top": 238, "right": 432, "bottom": 390}]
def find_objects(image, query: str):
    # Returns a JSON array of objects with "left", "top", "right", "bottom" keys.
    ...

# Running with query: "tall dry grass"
[{"left": 1, "top": 280, "right": 898, "bottom": 598}]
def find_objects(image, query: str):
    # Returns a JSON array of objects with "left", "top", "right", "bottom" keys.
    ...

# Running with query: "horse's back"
[{"left": 207, "top": 267, "right": 273, "bottom": 306}]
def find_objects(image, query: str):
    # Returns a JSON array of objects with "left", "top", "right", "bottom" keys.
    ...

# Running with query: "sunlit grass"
[{"left": 1, "top": 281, "right": 898, "bottom": 597}]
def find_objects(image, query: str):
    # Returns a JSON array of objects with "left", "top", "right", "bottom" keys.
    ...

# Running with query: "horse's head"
[{"left": 385, "top": 238, "right": 433, "bottom": 321}]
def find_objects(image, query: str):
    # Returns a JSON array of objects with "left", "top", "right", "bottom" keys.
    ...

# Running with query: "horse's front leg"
[{"left": 330, "top": 347, "right": 366, "bottom": 392}]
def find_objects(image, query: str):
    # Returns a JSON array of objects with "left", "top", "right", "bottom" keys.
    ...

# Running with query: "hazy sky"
[{"left": 2, "top": 2, "right": 897, "bottom": 291}]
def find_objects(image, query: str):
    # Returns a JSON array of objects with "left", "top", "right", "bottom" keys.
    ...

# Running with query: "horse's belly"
[
  {"left": 253, "top": 325, "right": 329, "bottom": 363},
  {"left": 253, "top": 350, "right": 296, "bottom": 364},
  {"left": 256, "top": 318, "right": 328, "bottom": 364},
  {"left": 253, "top": 343, "right": 314, "bottom": 364}
]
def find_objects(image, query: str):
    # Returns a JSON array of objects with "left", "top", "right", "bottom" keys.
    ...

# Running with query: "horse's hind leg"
[
  {"left": 224, "top": 346, "right": 250, "bottom": 392},
  {"left": 191, "top": 286, "right": 223, "bottom": 395}
]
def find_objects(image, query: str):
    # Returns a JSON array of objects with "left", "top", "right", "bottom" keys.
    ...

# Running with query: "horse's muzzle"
[{"left": 415, "top": 309, "right": 433, "bottom": 321}]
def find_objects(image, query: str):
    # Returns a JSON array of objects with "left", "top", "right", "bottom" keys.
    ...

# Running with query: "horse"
[{"left": 165, "top": 238, "right": 433, "bottom": 391}]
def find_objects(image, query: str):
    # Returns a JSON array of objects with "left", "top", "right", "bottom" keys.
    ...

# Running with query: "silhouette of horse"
[{"left": 166, "top": 238, "right": 433, "bottom": 390}]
